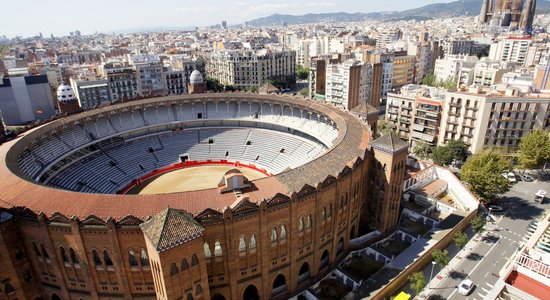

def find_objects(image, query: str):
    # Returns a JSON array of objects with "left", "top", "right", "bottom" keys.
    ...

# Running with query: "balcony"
[{"left": 450, "top": 102, "right": 461, "bottom": 108}]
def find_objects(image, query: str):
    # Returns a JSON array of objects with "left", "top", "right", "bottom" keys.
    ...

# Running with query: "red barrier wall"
[{"left": 117, "top": 160, "right": 272, "bottom": 194}]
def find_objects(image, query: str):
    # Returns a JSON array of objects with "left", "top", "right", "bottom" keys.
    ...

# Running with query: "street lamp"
[{"left": 429, "top": 260, "right": 437, "bottom": 289}]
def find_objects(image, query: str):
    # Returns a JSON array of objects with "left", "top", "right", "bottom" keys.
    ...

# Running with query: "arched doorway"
[
  {"left": 272, "top": 274, "right": 287, "bottom": 297},
  {"left": 336, "top": 238, "right": 344, "bottom": 256},
  {"left": 319, "top": 250, "right": 330, "bottom": 271},
  {"left": 298, "top": 262, "right": 310, "bottom": 284},
  {"left": 51, "top": 294, "right": 61, "bottom": 300},
  {"left": 211, "top": 294, "right": 226, "bottom": 300},
  {"left": 243, "top": 284, "right": 260, "bottom": 300}
]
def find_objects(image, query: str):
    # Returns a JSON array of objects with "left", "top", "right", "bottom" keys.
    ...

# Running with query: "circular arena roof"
[{"left": 0, "top": 93, "right": 371, "bottom": 221}]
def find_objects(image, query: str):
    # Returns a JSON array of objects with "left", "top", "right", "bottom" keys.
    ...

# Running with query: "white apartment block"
[
  {"left": 207, "top": 49, "right": 296, "bottom": 90},
  {"left": 457, "top": 58, "right": 514, "bottom": 88},
  {"left": 438, "top": 86, "right": 550, "bottom": 154},
  {"left": 325, "top": 59, "right": 371, "bottom": 110},
  {"left": 434, "top": 55, "right": 478, "bottom": 83},
  {"left": 489, "top": 37, "right": 533, "bottom": 65},
  {"left": 128, "top": 55, "right": 164, "bottom": 96}
]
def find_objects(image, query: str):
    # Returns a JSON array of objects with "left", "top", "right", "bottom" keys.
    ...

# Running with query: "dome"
[
  {"left": 56, "top": 84, "right": 77, "bottom": 103},
  {"left": 189, "top": 70, "right": 204, "bottom": 85}
]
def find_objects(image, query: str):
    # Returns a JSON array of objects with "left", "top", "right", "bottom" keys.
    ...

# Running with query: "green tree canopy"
[
  {"left": 471, "top": 214, "right": 486, "bottom": 233},
  {"left": 453, "top": 231, "right": 468, "bottom": 249},
  {"left": 409, "top": 272, "right": 427, "bottom": 295},
  {"left": 432, "top": 145, "right": 453, "bottom": 166},
  {"left": 296, "top": 65, "right": 310, "bottom": 81},
  {"left": 432, "top": 249, "right": 450, "bottom": 268},
  {"left": 518, "top": 129, "right": 550, "bottom": 170},
  {"left": 460, "top": 149, "right": 511, "bottom": 203},
  {"left": 206, "top": 77, "right": 224, "bottom": 92},
  {"left": 447, "top": 139, "right": 469, "bottom": 163},
  {"left": 413, "top": 141, "right": 434, "bottom": 160}
]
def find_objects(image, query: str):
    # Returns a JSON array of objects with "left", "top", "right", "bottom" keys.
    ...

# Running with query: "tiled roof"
[
  {"left": 370, "top": 131, "right": 408, "bottom": 154},
  {"left": 140, "top": 208, "right": 204, "bottom": 252}
]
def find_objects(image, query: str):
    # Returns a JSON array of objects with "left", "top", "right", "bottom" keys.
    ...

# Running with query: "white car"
[
  {"left": 458, "top": 279, "right": 475, "bottom": 296},
  {"left": 507, "top": 172, "right": 517, "bottom": 183}
]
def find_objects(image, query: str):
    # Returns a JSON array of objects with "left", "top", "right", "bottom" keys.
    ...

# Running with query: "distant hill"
[{"left": 246, "top": 0, "right": 550, "bottom": 26}]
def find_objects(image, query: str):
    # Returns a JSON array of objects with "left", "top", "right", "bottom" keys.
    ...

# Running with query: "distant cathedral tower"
[
  {"left": 188, "top": 70, "right": 206, "bottom": 94},
  {"left": 479, "top": 0, "right": 536, "bottom": 32},
  {"left": 56, "top": 83, "right": 82, "bottom": 115}
]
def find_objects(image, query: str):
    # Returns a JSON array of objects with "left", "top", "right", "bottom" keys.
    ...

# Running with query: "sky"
[{"left": 0, "top": 0, "right": 453, "bottom": 38}]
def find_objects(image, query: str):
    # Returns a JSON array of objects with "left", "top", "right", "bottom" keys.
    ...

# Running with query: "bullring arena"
[{"left": 0, "top": 93, "right": 406, "bottom": 300}]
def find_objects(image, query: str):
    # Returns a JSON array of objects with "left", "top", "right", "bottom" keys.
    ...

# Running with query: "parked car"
[
  {"left": 507, "top": 172, "right": 517, "bottom": 182},
  {"left": 457, "top": 279, "right": 475, "bottom": 295},
  {"left": 488, "top": 205, "right": 504, "bottom": 212},
  {"left": 520, "top": 174, "right": 534, "bottom": 182}
]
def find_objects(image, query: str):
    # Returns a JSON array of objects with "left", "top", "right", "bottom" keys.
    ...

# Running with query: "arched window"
[
  {"left": 196, "top": 284, "right": 203, "bottom": 295},
  {"left": 92, "top": 250, "right": 101, "bottom": 266},
  {"left": 306, "top": 214, "right": 312, "bottom": 229},
  {"left": 32, "top": 243, "right": 41, "bottom": 258},
  {"left": 322, "top": 207, "right": 326, "bottom": 222},
  {"left": 214, "top": 241, "right": 223, "bottom": 257},
  {"left": 103, "top": 250, "right": 113, "bottom": 266},
  {"left": 271, "top": 227, "right": 278, "bottom": 242},
  {"left": 249, "top": 234, "right": 257, "bottom": 249},
  {"left": 187, "top": 293, "right": 193, "bottom": 300},
  {"left": 4, "top": 283, "right": 14, "bottom": 294},
  {"left": 40, "top": 244, "right": 49, "bottom": 259},
  {"left": 128, "top": 250, "right": 138, "bottom": 267},
  {"left": 191, "top": 254, "right": 199, "bottom": 266},
  {"left": 298, "top": 218, "right": 304, "bottom": 232},
  {"left": 140, "top": 249, "right": 149, "bottom": 266},
  {"left": 60, "top": 247, "right": 68, "bottom": 262},
  {"left": 204, "top": 243, "right": 212, "bottom": 258},
  {"left": 181, "top": 258, "right": 189, "bottom": 270},
  {"left": 170, "top": 263, "right": 178, "bottom": 276},
  {"left": 328, "top": 204, "right": 333, "bottom": 218},
  {"left": 239, "top": 234, "right": 246, "bottom": 252},
  {"left": 70, "top": 248, "right": 79, "bottom": 264},
  {"left": 280, "top": 224, "right": 287, "bottom": 240}
]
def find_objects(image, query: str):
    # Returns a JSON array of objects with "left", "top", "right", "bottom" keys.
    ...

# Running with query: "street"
[{"left": 420, "top": 178, "right": 550, "bottom": 300}]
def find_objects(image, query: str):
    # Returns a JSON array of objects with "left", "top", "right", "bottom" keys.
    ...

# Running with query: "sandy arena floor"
[{"left": 133, "top": 165, "right": 267, "bottom": 194}]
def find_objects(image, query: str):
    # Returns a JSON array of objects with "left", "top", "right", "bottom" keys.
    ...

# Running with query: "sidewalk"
[{"left": 416, "top": 225, "right": 490, "bottom": 299}]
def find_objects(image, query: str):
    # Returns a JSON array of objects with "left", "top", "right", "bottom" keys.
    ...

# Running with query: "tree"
[
  {"left": 422, "top": 71, "right": 436, "bottom": 87},
  {"left": 296, "top": 65, "right": 310, "bottom": 81},
  {"left": 299, "top": 88, "right": 309, "bottom": 97},
  {"left": 453, "top": 231, "right": 468, "bottom": 249},
  {"left": 471, "top": 215, "right": 486, "bottom": 233},
  {"left": 224, "top": 85, "right": 237, "bottom": 92},
  {"left": 432, "top": 146, "right": 453, "bottom": 166},
  {"left": 431, "top": 249, "right": 450, "bottom": 268},
  {"left": 376, "top": 119, "right": 391, "bottom": 138},
  {"left": 408, "top": 271, "right": 426, "bottom": 295},
  {"left": 518, "top": 129, "right": 550, "bottom": 170},
  {"left": 447, "top": 140, "right": 469, "bottom": 163},
  {"left": 413, "top": 141, "right": 434, "bottom": 160},
  {"left": 460, "top": 150, "right": 511, "bottom": 203},
  {"left": 247, "top": 86, "right": 258, "bottom": 93},
  {"left": 206, "top": 78, "right": 224, "bottom": 92}
]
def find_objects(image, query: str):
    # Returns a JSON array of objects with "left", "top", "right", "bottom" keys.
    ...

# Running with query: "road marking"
[
  {"left": 486, "top": 282, "right": 494, "bottom": 288},
  {"left": 481, "top": 287, "right": 490, "bottom": 293},
  {"left": 484, "top": 272, "right": 490, "bottom": 278}
]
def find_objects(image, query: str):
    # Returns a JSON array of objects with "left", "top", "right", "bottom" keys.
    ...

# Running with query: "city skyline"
[{"left": 1, "top": 0, "right": 453, "bottom": 38}]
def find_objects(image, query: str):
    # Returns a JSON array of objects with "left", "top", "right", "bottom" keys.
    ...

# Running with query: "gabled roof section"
[
  {"left": 370, "top": 131, "right": 408, "bottom": 155},
  {"left": 140, "top": 208, "right": 204, "bottom": 253}
]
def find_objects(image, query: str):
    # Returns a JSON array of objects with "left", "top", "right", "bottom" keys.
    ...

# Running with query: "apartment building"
[
  {"left": 69, "top": 77, "right": 111, "bottom": 110},
  {"left": 207, "top": 49, "right": 296, "bottom": 90},
  {"left": 102, "top": 62, "right": 138, "bottom": 102},
  {"left": 438, "top": 85, "right": 550, "bottom": 153},
  {"left": 434, "top": 54, "right": 478, "bottom": 83},
  {"left": 363, "top": 51, "right": 394, "bottom": 110},
  {"left": 457, "top": 58, "right": 515, "bottom": 88},
  {"left": 392, "top": 53, "right": 416, "bottom": 89},
  {"left": 386, "top": 84, "right": 445, "bottom": 146},
  {"left": 489, "top": 37, "right": 533, "bottom": 65},
  {"left": 325, "top": 59, "right": 371, "bottom": 110},
  {"left": 129, "top": 55, "right": 164, "bottom": 96},
  {"left": 442, "top": 39, "right": 474, "bottom": 56}
]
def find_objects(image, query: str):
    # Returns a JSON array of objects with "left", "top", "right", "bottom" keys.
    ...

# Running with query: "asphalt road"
[{"left": 427, "top": 178, "right": 550, "bottom": 300}]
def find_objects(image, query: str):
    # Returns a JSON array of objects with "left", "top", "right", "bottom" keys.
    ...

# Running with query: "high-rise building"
[
  {"left": 392, "top": 53, "right": 416, "bottom": 89},
  {"left": 69, "top": 77, "right": 111, "bottom": 110},
  {"left": 489, "top": 37, "right": 533, "bottom": 64},
  {"left": 0, "top": 72, "right": 56, "bottom": 125},
  {"left": 325, "top": 59, "right": 372, "bottom": 110}
]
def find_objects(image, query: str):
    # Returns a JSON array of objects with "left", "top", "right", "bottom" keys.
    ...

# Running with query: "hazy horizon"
[{"left": 1, "top": 0, "right": 453, "bottom": 38}]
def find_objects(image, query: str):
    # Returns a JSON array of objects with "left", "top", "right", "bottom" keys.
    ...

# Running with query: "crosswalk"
[{"left": 471, "top": 282, "right": 493, "bottom": 300}]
